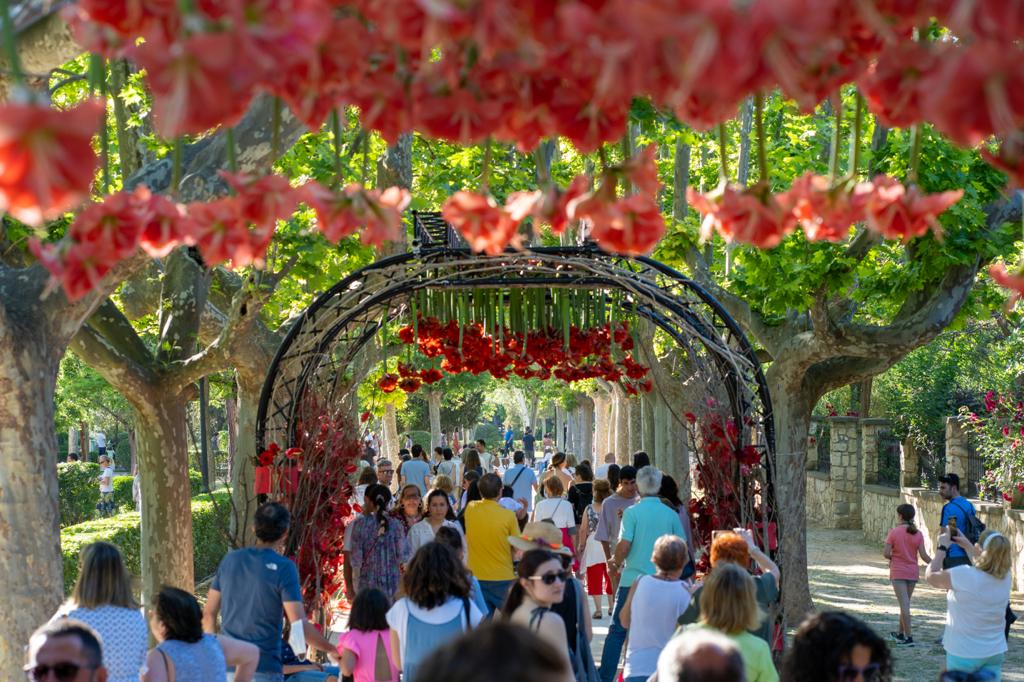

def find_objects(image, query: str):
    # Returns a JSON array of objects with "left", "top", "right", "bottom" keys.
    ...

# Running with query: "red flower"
[
  {"left": 284, "top": 447, "right": 303, "bottom": 460},
  {"left": 688, "top": 183, "right": 796, "bottom": 249},
  {"left": 360, "top": 411, "right": 371, "bottom": 423},
  {"left": 0, "top": 98, "right": 103, "bottom": 225},
  {"left": 442, "top": 191, "right": 521, "bottom": 256},
  {"left": 621, "top": 145, "right": 662, "bottom": 195},
  {"left": 131, "top": 30, "right": 257, "bottom": 138},
  {"left": 378, "top": 373, "right": 399, "bottom": 393},
  {"left": 186, "top": 196, "right": 275, "bottom": 268},
  {"left": 258, "top": 449, "right": 275, "bottom": 466},
  {"left": 990, "top": 263, "right": 1024, "bottom": 305},
  {"left": 781, "top": 173, "right": 869, "bottom": 243},
  {"left": 222, "top": 172, "right": 299, "bottom": 228},
  {"left": 29, "top": 239, "right": 115, "bottom": 301},
  {"left": 67, "top": 191, "right": 143, "bottom": 260},
  {"left": 862, "top": 176, "right": 963, "bottom": 242},
  {"left": 587, "top": 193, "right": 666, "bottom": 256},
  {"left": 303, "top": 182, "right": 409, "bottom": 247},
  {"left": 398, "top": 325, "right": 416, "bottom": 344},
  {"left": 420, "top": 368, "right": 444, "bottom": 384},
  {"left": 135, "top": 187, "right": 190, "bottom": 258},
  {"left": 398, "top": 376, "right": 422, "bottom": 393},
  {"left": 858, "top": 42, "right": 938, "bottom": 129},
  {"left": 533, "top": 175, "right": 590, "bottom": 235}
]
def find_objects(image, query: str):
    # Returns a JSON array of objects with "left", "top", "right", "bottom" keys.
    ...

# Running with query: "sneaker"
[
  {"left": 900, "top": 637, "right": 915, "bottom": 647},
  {"left": 889, "top": 632, "right": 906, "bottom": 642}
]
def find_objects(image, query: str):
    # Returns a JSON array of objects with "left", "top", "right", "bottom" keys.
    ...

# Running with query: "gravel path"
[{"left": 808, "top": 526, "right": 1024, "bottom": 681}]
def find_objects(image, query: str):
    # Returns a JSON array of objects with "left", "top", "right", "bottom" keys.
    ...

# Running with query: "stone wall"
[{"left": 806, "top": 471, "right": 834, "bottom": 527}]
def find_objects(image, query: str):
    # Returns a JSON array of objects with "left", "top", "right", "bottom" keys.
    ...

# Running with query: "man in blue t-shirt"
[
  {"left": 503, "top": 450, "right": 538, "bottom": 512},
  {"left": 204, "top": 503, "right": 339, "bottom": 681},
  {"left": 938, "top": 473, "right": 976, "bottom": 568}
]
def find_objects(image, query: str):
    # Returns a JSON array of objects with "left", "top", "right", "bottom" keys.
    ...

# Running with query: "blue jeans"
[
  {"left": 946, "top": 652, "right": 1004, "bottom": 681},
  {"left": 599, "top": 585, "right": 632, "bottom": 682},
  {"left": 477, "top": 579, "right": 513, "bottom": 615},
  {"left": 229, "top": 673, "right": 285, "bottom": 682}
]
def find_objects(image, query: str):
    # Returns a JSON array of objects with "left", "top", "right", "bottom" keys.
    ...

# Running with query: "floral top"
[
  {"left": 389, "top": 509, "right": 421, "bottom": 535},
  {"left": 350, "top": 513, "right": 412, "bottom": 598}
]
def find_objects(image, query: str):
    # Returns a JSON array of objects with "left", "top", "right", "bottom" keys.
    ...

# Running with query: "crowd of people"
[{"left": 32, "top": 440, "right": 1018, "bottom": 682}]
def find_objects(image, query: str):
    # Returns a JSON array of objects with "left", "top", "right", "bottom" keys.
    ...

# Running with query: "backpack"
[{"left": 950, "top": 497, "right": 986, "bottom": 544}]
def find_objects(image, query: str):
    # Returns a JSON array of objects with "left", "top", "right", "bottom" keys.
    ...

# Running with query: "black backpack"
[{"left": 950, "top": 497, "right": 986, "bottom": 544}]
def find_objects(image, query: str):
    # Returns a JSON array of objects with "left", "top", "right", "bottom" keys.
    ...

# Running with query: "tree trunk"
[
  {"left": 229, "top": 376, "right": 261, "bottom": 548},
  {"left": 427, "top": 390, "right": 442, "bottom": 450},
  {"left": 593, "top": 392, "right": 611, "bottom": 458},
  {"left": 554, "top": 405, "right": 564, "bottom": 451},
  {"left": 0, "top": 346, "right": 64, "bottom": 678},
  {"left": 135, "top": 394, "right": 195, "bottom": 602},
  {"left": 578, "top": 395, "right": 595, "bottom": 463},
  {"left": 613, "top": 388, "right": 630, "bottom": 464},
  {"left": 225, "top": 392, "right": 237, "bottom": 480},
  {"left": 765, "top": 363, "right": 816, "bottom": 622},
  {"left": 382, "top": 402, "right": 399, "bottom": 463},
  {"left": 628, "top": 397, "right": 643, "bottom": 454},
  {"left": 641, "top": 395, "right": 656, "bottom": 455}
]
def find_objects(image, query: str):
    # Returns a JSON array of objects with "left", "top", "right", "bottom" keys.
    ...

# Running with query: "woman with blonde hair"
[
  {"left": 532, "top": 474, "right": 577, "bottom": 567},
  {"left": 682, "top": 563, "right": 778, "bottom": 682},
  {"left": 432, "top": 474, "right": 457, "bottom": 508},
  {"left": 927, "top": 528, "right": 1013, "bottom": 680},
  {"left": 51, "top": 542, "right": 149, "bottom": 682}
]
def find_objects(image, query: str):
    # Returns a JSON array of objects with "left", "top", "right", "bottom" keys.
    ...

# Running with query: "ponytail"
[
  {"left": 896, "top": 503, "right": 917, "bottom": 535},
  {"left": 364, "top": 484, "right": 392, "bottom": 534}
]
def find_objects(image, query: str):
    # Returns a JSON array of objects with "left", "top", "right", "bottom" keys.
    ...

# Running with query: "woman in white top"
[
  {"left": 549, "top": 452, "right": 574, "bottom": 490},
  {"left": 52, "top": 542, "right": 148, "bottom": 682},
  {"left": 408, "top": 489, "right": 465, "bottom": 554},
  {"left": 532, "top": 476, "right": 577, "bottom": 565},
  {"left": 927, "top": 528, "right": 1013, "bottom": 680},
  {"left": 620, "top": 536, "right": 695, "bottom": 682}
]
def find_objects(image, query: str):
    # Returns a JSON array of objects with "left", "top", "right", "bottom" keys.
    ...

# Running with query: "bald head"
[{"left": 657, "top": 630, "right": 745, "bottom": 682}]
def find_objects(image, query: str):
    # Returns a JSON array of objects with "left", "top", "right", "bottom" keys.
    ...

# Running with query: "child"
[
  {"left": 338, "top": 588, "right": 399, "bottom": 682},
  {"left": 884, "top": 503, "right": 931, "bottom": 646},
  {"left": 434, "top": 525, "right": 489, "bottom": 617}
]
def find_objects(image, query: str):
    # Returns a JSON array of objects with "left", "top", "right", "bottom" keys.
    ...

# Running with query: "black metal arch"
[{"left": 256, "top": 225, "right": 775, "bottom": 478}]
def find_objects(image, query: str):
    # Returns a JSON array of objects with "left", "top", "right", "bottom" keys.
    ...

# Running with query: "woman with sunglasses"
[
  {"left": 782, "top": 611, "right": 892, "bottom": 682},
  {"left": 501, "top": 549, "right": 575, "bottom": 682}
]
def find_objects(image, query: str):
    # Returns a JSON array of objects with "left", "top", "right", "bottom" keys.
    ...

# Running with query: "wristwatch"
[{"left": 937, "top": 545, "right": 949, "bottom": 553}]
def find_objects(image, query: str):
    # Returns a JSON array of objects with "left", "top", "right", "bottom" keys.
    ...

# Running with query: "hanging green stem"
[
  {"left": 330, "top": 110, "right": 343, "bottom": 189},
  {"left": 480, "top": 138, "right": 493, "bottom": 193},
  {"left": 0, "top": 0, "right": 25, "bottom": 88},
  {"left": 754, "top": 93, "right": 768, "bottom": 184},
  {"left": 171, "top": 138, "right": 184, "bottom": 199},
  {"left": 226, "top": 127, "right": 238, "bottom": 173},
  {"left": 829, "top": 96, "right": 843, "bottom": 179},
  {"left": 361, "top": 133, "right": 370, "bottom": 184},
  {"left": 271, "top": 97, "right": 282, "bottom": 160},
  {"left": 907, "top": 124, "right": 923, "bottom": 185},
  {"left": 716, "top": 124, "right": 730, "bottom": 183},
  {"left": 848, "top": 92, "right": 864, "bottom": 177},
  {"left": 87, "top": 55, "right": 111, "bottom": 194}
]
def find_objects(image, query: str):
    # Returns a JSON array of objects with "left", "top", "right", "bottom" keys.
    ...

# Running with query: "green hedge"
[
  {"left": 188, "top": 469, "right": 204, "bottom": 495},
  {"left": 473, "top": 423, "right": 502, "bottom": 449},
  {"left": 61, "top": 490, "right": 232, "bottom": 594},
  {"left": 58, "top": 462, "right": 102, "bottom": 527},
  {"left": 111, "top": 476, "right": 135, "bottom": 512}
]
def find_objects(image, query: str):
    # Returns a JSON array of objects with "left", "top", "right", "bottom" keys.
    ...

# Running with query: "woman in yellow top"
[{"left": 684, "top": 563, "right": 778, "bottom": 682}]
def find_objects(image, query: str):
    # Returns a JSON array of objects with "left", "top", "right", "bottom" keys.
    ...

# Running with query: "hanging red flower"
[
  {"left": 0, "top": 98, "right": 104, "bottom": 225},
  {"left": 378, "top": 373, "right": 399, "bottom": 393},
  {"left": 442, "top": 191, "right": 522, "bottom": 256},
  {"left": 781, "top": 173, "right": 869, "bottom": 243},
  {"left": 688, "top": 183, "right": 796, "bottom": 249},
  {"left": 990, "top": 263, "right": 1024, "bottom": 305},
  {"left": 360, "top": 411, "right": 371, "bottom": 423},
  {"left": 186, "top": 196, "right": 275, "bottom": 268},
  {"left": 419, "top": 368, "right": 444, "bottom": 384},
  {"left": 861, "top": 176, "right": 963, "bottom": 242},
  {"left": 284, "top": 447, "right": 303, "bottom": 460},
  {"left": 222, "top": 172, "right": 300, "bottom": 228},
  {"left": 398, "top": 376, "right": 422, "bottom": 393}
]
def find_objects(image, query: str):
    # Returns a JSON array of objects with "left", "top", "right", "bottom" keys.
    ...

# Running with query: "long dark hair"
[
  {"left": 349, "top": 588, "right": 390, "bottom": 632},
  {"left": 364, "top": 483, "right": 392, "bottom": 533},
  {"left": 659, "top": 474, "right": 684, "bottom": 509},
  {"left": 403, "top": 542, "right": 470, "bottom": 609},
  {"left": 501, "top": 549, "right": 559, "bottom": 618},
  {"left": 896, "top": 503, "right": 918, "bottom": 535},
  {"left": 783, "top": 611, "right": 893, "bottom": 682},
  {"left": 426, "top": 488, "right": 456, "bottom": 521},
  {"left": 606, "top": 464, "right": 620, "bottom": 492}
]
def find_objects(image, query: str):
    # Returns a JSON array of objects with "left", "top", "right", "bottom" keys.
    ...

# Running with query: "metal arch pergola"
[{"left": 255, "top": 211, "right": 776, "bottom": 515}]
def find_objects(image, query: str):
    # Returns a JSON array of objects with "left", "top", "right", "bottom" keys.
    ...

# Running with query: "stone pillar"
[
  {"left": 806, "top": 416, "right": 824, "bottom": 470},
  {"left": 900, "top": 437, "right": 919, "bottom": 488},
  {"left": 945, "top": 416, "right": 969, "bottom": 480},
  {"left": 860, "top": 418, "right": 890, "bottom": 485},
  {"left": 829, "top": 416, "right": 863, "bottom": 529}
]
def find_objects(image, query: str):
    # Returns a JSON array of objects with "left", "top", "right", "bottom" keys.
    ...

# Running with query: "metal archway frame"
[{"left": 256, "top": 244, "right": 776, "bottom": 520}]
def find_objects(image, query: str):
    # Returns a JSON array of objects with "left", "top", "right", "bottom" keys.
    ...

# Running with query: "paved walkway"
[{"left": 590, "top": 526, "right": 1024, "bottom": 681}]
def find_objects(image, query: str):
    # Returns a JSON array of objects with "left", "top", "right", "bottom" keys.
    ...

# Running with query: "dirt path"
[
  {"left": 591, "top": 527, "right": 1023, "bottom": 680},
  {"left": 808, "top": 526, "right": 1024, "bottom": 681}
]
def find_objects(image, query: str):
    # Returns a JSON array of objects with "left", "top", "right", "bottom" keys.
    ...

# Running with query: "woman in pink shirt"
[
  {"left": 338, "top": 588, "right": 399, "bottom": 682},
  {"left": 883, "top": 503, "right": 932, "bottom": 646}
]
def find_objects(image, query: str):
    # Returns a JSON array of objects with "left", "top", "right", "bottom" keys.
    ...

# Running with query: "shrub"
[
  {"left": 60, "top": 490, "right": 232, "bottom": 594},
  {"left": 189, "top": 469, "right": 205, "bottom": 495},
  {"left": 111, "top": 476, "right": 135, "bottom": 512},
  {"left": 58, "top": 462, "right": 101, "bottom": 527},
  {"left": 403, "top": 430, "right": 432, "bottom": 453},
  {"left": 472, "top": 423, "right": 502, "bottom": 449}
]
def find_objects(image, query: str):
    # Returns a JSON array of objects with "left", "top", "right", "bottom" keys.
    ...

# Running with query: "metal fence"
[
  {"left": 966, "top": 441, "right": 985, "bottom": 499},
  {"left": 816, "top": 421, "right": 831, "bottom": 474},
  {"left": 919, "top": 433, "right": 946, "bottom": 489},
  {"left": 876, "top": 430, "right": 901, "bottom": 487}
]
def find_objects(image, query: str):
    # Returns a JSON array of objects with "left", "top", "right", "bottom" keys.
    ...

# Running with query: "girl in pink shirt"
[
  {"left": 883, "top": 504, "right": 932, "bottom": 646},
  {"left": 338, "top": 588, "right": 399, "bottom": 682}
]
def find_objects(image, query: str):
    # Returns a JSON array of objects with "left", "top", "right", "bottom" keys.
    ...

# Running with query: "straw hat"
[{"left": 508, "top": 521, "right": 573, "bottom": 556}]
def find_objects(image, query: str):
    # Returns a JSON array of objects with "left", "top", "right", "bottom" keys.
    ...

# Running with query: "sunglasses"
[
  {"left": 528, "top": 571, "right": 570, "bottom": 586},
  {"left": 838, "top": 663, "right": 881, "bottom": 682},
  {"left": 25, "top": 662, "right": 95, "bottom": 681}
]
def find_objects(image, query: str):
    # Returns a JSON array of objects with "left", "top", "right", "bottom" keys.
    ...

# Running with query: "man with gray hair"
[
  {"left": 599, "top": 466, "right": 687, "bottom": 681},
  {"left": 25, "top": 618, "right": 109, "bottom": 682},
  {"left": 655, "top": 629, "right": 746, "bottom": 681}
]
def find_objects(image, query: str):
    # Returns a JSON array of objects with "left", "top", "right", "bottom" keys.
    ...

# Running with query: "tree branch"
[
  {"left": 83, "top": 298, "right": 156, "bottom": 369},
  {"left": 69, "top": 324, "right": 158, "bottom": 401},
  {"left": 156, "top": 248, "right": 209, "bottom": 364}
]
